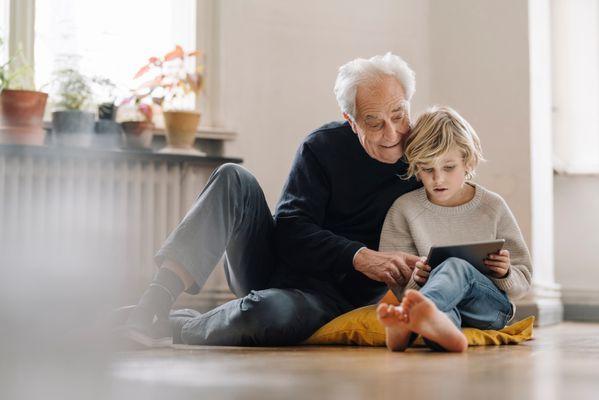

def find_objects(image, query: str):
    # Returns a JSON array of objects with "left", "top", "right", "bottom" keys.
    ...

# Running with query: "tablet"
[{"left": 426, "top": 239, "right": 505, "bottom": 275}]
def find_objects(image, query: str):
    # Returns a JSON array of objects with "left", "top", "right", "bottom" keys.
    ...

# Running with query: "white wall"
[
  {"left": 218, "top": 0, "right": 431, "bottom": 207},
  {"left": 428, "top": 0, "right": 533, "bottom": 245},
  {"left": 555, "top": 176, "right": 599, "bottom": 301}
]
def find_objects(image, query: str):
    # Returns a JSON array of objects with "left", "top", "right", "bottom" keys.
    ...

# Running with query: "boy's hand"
[
  {"left": 484, "top": 249, "right": 511, "bottom": 278},
  {"left": 413, "top": 257, "right": 431, "bottom": 286}
]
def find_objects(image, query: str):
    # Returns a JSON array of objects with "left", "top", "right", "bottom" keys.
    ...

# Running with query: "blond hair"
[{"left": 404, "top": 106, "right": 484, "bottom": 180}]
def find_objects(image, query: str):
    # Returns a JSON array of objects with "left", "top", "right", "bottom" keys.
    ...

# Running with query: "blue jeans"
[
  {"left": 419, "top": 257, "right": 513, "bottom": 349},
  {"left": 420, "top": 258, "right": 513, "bottom": 350}
]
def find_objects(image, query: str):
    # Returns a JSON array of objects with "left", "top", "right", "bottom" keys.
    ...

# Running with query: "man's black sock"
[{"left": 128, "top": 267, "right": 185, "bottom": 329}]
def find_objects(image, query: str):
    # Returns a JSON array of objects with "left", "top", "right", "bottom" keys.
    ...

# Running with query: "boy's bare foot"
[
  {"left": 376, "top": 303, "right": 413, "bottom": 351},
  {"left": 402, "top": 290, "right": 468, "bottom": 353}
]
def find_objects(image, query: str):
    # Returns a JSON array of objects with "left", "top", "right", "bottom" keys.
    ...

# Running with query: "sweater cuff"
[
  {"left": 406, "top": 276, "right": 421, "bottom": 291},
  {"left": 490, "top": 274, "right": 515, "bottom": 293},
  {"left": 337, "top": 241, "right": 367, "bottom": 273},
  {"left": 352, "top": 246, "right": 367, "bottom": 264}
]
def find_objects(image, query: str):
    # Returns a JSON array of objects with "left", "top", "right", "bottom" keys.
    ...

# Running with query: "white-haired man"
[{"left": 123, "top": 53, "right": 423, "bottom": 347}]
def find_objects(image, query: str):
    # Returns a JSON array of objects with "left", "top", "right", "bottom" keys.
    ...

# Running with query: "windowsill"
[
  {"left": 42, "top": 121, "right": 237, "bottom": 142},
  {"left": 153, "top": 126, "right": 237, "bottom": 141},
  {"left": 37, "top": 121, "right": 237, "bottom": 157},
  {"left": 554, "top": 168, "right": 599, "bottom": 177}
]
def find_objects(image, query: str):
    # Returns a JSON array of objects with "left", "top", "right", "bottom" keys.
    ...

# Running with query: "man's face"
[{"left": 347, "top": 76, "right": 411, "bottom": 164}]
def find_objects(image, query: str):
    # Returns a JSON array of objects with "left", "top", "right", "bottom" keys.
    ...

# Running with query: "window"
[
  {"left": 7, "top": 1, "right": 221, "bottom": 129},
  {"left": 0, "top": 0, "right": 9, "bottom": 62},
  {"left": 34, "top": 0, "right": 197, "bottom": 111},
  {"left": 552, "top": 0, "right": 599, "bottom": 174}
]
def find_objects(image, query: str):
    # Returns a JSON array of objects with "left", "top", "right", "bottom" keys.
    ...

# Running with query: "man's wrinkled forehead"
[
  {"left": 363, "top": 100, "right": 410, "bottom": 121},
  {"left": 355, "top": 76, "right": 409, "bottom": 118}
]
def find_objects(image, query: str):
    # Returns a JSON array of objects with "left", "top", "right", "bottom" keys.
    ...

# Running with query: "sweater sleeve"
[
  {"left": 274, "top": 142, "right": 365, "bottom": 274},
  {"left": 379, "top": 200, "right": 422, "bottom": 290},
  {"left": 490, "top": 199, "right": 533, "bottom": 299}
]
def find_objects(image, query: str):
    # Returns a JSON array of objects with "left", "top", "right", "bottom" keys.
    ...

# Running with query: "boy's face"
[{"left": 417, "top": 148, "right": 472, "bottom": 207}]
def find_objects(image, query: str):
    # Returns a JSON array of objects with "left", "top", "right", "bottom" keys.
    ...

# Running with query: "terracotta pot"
[
  {"left": 121, "top": 121, "right": 154, "bottom": 149},
  {"left": 163, "top": 111, "right": 200, "bottom": 149},
  {"left": 0, "top": 89, "right": 48, "bottom": 145}
]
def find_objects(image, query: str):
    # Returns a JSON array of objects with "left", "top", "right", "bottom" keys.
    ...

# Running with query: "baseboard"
[
  {"left": 514, "top": 298, "right": 563, "bottom": 326},
  {"left": 563, "top": 304, "right": 599, "bottom": 322},
  {"left": 513, "top": 282, "right": 563, "bottom": 326},
  {"left": 561, "top": 288, "right": 599, "bottom": 322}
]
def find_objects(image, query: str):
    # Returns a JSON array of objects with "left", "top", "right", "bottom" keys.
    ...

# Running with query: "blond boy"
[{"left": 376, "top": 106, "right": 532, "bottom": 352}]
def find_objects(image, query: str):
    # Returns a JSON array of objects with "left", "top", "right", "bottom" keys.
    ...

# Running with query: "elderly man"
[{"left": 124, "top": 53, "right": 422, "bottom": 347}]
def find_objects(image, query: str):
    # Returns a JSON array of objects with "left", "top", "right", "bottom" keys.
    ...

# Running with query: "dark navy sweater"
[{"left": 274, "top": 121, "right": 421, "bottom": 306}]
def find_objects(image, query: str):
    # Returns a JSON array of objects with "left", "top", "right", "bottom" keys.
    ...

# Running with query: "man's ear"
[{"left": 343, "top": 113, "right": 358, "bottom": 134}]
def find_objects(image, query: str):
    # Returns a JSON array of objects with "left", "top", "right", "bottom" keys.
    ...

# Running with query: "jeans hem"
[{"left": 155, "top": 247, "right": 211, "bottom": 294}]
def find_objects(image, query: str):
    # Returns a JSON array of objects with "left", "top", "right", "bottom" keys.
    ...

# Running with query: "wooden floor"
[{"left": 110, "top": 322, "right": 599, "bottom": 400}]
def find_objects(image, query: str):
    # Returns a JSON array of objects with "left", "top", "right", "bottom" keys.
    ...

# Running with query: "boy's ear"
[
  {"left": 464, "top": 163, "right": 475, "bottom": 180},
  {"left": 464, "top": 159, "right": 474, "bottom": 174}
]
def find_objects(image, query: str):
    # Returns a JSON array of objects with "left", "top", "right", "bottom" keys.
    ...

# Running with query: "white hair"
[{"left": 333, "top": 52, "right": 416, "bottom": 121}]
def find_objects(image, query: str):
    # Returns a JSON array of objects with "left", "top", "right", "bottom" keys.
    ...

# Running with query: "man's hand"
[
  {"left": 484, "top": 249, "right": 511, "bottom": 278},
  {"left": 353, "top": 248, "right": 420, "bottom": 286}
]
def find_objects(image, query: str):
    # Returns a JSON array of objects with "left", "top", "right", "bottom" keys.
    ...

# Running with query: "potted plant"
[
  {"left": 132, "top": 45, "right": 203, "bottom": 150},
  {"left": 0, "top": 37, "right": 48, "bottom": 146},
  {"left": 119, "top": 101, "right": 154, "bottom": 150},
  {"left": 92, "top": 76, "right": 122, "bottom": 148},
  {"left": 50, "top": 67, "right": 95, "bottom": 146}
]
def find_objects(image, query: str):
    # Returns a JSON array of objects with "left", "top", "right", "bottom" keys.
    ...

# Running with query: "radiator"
[{"left": 0, "top": 151, "right": 234, "bottom": 309}]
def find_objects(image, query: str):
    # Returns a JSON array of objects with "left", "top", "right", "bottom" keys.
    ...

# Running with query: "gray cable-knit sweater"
[{"left": 379, "top": 183, "right": 533, "bottom": 300}]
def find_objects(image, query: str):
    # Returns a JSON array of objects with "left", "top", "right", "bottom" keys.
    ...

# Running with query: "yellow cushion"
[{"left": 304, "top": 304, "right": 534, "bottom": 347}]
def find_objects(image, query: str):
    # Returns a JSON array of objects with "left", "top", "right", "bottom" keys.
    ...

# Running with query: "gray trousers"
[{"left": 156, "top": 163, "right": 353, "bottom": 346}]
